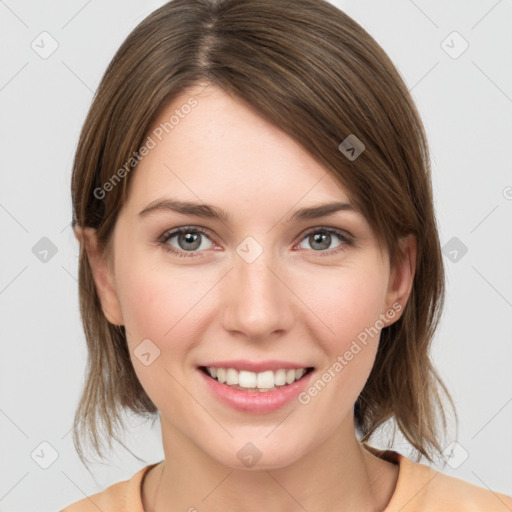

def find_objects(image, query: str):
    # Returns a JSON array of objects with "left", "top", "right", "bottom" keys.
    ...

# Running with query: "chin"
[{"left": 207, "top": 437, "right": 307, "bottom": 471}]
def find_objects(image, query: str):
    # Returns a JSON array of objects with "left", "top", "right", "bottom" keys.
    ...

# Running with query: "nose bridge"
[{"left": 221, "top": 236, "right": 293, "bottom": 339}]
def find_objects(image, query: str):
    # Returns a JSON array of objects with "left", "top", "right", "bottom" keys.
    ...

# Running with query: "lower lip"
[{"left": 198, "top": 368, "right": 314, "bottom": 413}]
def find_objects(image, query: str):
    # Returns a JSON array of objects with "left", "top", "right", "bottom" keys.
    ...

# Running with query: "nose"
[{"left": 220, "top": 245, "right": 295, "bottom": 341}]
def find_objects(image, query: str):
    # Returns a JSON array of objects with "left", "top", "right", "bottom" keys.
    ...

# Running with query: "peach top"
[{"left": 60, "top": 443, "right": 512, "bottom": 511}]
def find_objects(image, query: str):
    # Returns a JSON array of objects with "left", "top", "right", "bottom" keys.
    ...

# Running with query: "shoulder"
[
  {"left": 415, "top": 466, "right": 512, "bottom": 512},
  {"left": 60, "top": 480, "right": 128, "bottom": 512},
  {"left": 362, "top": 443, "right": 512, "bottom": 512},
  {"left": 59, "top": 463, "right": 158, "bottom": 512},
  {"left": 391, "top": 453, "right": 512, "bottom": 511}
]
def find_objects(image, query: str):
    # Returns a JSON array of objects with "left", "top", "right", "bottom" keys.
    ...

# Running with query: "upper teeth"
[{"left": 206, "top": 367, "right": 308, "bottom": 389}]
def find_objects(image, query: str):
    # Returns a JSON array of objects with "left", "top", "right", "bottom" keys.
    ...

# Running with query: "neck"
[{"left": 143, "top": 414, "right": 398, "bottom": 512}]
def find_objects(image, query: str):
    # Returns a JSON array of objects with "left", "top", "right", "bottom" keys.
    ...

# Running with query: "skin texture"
[{"left": 76, "top": 84, "right": 416, "bottom": 511}]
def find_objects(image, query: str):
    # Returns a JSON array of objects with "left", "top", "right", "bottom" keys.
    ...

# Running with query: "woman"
[{"left": 61, "top": 0, "right": 512, "bottom": 510}]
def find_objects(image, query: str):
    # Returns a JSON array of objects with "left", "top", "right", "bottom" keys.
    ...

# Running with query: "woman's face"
[{"left": 88, "top": 84, "right": 414, "bottom": 469}]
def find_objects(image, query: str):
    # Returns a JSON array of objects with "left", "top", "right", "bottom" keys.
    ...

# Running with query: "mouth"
[{"left": 198, "top": 365, "right": 315, "bottom": 392}]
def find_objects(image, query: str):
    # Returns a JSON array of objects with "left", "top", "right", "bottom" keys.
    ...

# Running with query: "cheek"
[
  {"left": 117, "top": 269, "right": 197, "bottom": 342},
  {"left": 297, "top": 260, "right": 388, "bottom": 390},
  {"left": 116, "top": 268, "right": 168, "bottom": 340},
  {"left": 112, "top": 230, "right": 189, "bottom": 334},
  {"left": 300, "top": 261, "right": 388, "bottom": 345},
  {"left": 114, "top": 263, "right": 212, "bottom": 410},
  {"left": 292, "top": 264, "right": 388, "bottom": 425},
  {"left": 114, "top": 251, "right": 216, "bottom": 364}
]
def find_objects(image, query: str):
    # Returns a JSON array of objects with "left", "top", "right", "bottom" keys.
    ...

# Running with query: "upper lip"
[{"left": 199, "top": 360, "right": 314, "bottom": 373}]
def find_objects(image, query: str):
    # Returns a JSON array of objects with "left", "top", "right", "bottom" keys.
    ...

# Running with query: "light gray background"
[{"left": 1, "top": 1, "right": 511, "bottom": 510}]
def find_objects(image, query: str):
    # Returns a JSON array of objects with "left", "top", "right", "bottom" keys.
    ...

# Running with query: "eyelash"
[{"left": 158, "top": 226, "right": 355, "bottom": 259}]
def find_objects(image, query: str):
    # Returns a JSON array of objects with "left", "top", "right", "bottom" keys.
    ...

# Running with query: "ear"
[
  {"left": 382, "top": 234, "right": 416, "bottom": 327},
  {"left": 74, "top": 224, "right": 124, "bottom": 326}
]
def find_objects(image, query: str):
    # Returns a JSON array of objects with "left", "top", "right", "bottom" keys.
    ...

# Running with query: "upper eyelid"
[{"left": 161, "top": 225, "right": 214, "bottom": 242}]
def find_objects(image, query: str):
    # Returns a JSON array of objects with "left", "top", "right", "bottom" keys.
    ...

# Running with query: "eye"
[
  {"left": 159, "top": 226, "right": 355, "bottom": 259},
  {"left": 160, "top": 227, "right": 215, "bottom": 258},
  {"left": 296, "top": 227, "right": 354, "bottom": 255}
]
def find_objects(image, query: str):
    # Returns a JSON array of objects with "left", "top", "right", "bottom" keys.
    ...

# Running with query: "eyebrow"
[{"left": 138, "top": 198, "right": 356, "bottom": 223}]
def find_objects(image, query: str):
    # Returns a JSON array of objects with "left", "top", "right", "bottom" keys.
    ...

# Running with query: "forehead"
[{"left": 124, "top": 85, "right": 353, "bottom": 216}]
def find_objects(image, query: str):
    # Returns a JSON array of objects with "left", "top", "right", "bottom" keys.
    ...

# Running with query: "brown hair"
[{"left": 71, "top": 0, "right": 458, "bottom": 466}]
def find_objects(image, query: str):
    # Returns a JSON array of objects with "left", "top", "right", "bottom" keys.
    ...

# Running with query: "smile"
[{"left": 199, "top": 366, "right": 314, "bottom": 392}]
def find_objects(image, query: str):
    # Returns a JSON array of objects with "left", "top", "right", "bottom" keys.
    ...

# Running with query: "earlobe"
[
  {"left": 74, "top": 224, "right": 124, "bottom": 326},
  {"left": 383, "top": 234, "right": 417, "bottom": 326}
]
